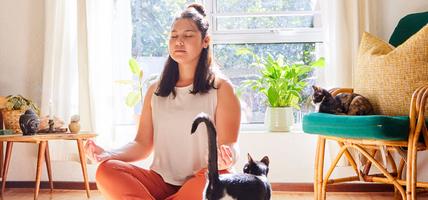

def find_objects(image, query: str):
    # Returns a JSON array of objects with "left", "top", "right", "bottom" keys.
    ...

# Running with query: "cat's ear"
[
  {"left": 312, "top": 85, "right": 317, "bottom": 91},
  {"left": 323, "top": 88, "right": 330, "bottom": 95},
  {"left": 247, "top": 153, "right": 254, "bottom": 163},
  {"left": 261, "top": 156, "right": 270, "bottom": 166}
]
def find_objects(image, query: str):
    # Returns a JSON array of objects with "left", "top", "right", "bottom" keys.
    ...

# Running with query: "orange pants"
[{"left": 96, "top": 160, "right": 226, "bottom": 200}]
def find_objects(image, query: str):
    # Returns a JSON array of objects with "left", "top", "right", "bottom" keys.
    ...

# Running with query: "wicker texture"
[
  {"left": 354, "top": 25, "right": 428, "bottom": 115},
  {"left": 1, "top": 110, "right": 25, "bottom": 134}
]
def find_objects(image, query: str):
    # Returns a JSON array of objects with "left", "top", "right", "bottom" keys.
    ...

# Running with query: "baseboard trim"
[
  {"left": 271, "top": 182, "right": 394, "bottom": 192},
  {"left": 6, "top": 181, "right": 394, "bottom": 192},
  {"left": 6, "top": 181, "right": 98, "bottom": 190}
]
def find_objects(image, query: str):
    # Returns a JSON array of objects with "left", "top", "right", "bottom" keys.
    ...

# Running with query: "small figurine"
[
  {"left": 19, "top": 109, "right": 40, "bottom": 135},
  {"left": 37, "top": 116, "right": 68, "bottom": 134},
  {"left": 48, "top": 118, "right": 54, "bottom": 132},
  {"left": 38, "top": 116, "right": 65, "bottom": 130},
  {"left": 69, "top": 115, "right": 80, "bottom": 134}
]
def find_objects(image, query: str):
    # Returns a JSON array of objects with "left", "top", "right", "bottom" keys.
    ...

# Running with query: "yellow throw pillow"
[{"left": 354, "top": 25, "right": 428, "bottom": 115}]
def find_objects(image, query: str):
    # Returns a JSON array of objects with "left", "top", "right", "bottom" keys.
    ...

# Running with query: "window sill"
[{"left": 239, "top": 123, "right": 303, "bottom": 134}]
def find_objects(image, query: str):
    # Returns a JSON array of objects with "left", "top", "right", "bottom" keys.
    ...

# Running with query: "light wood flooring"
[{"left": 3, "top": 189, "right": 428, "bottom": 200}]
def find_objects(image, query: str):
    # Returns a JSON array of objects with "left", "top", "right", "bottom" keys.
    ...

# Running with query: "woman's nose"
[{"left": 176, "top": 38, "right": 184, "bottom": 46}]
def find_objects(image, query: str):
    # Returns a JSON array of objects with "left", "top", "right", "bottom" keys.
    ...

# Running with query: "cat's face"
[
  {"left": 312, "top": 85, "right": 327, "bottom": 104},
  {"left": 243, "top": 154, "right": 269, "bottom": 176}
]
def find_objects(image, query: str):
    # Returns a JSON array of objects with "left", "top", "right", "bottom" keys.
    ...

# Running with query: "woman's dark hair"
[{"left": 155, "top": 3, "right": 216, "bottom": 97}]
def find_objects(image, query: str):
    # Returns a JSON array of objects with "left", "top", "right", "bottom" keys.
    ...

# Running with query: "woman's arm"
[
  {"left": 85, "top": 84, "right": 156, "bottom": 163},
  {"left": 108, "top": 83, "right": 156, "bottom": 162},
  {"left": 215, "top": 79, "right": 241, "bottom": 169}
]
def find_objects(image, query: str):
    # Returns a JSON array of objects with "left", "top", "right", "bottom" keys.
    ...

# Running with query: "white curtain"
[
  {"left": 41, "top": 0, "right": 79, "bottom": 160},
  {"left": 317, "top": 0, "right": 377, "bottom": 167},
  {"left": 78, "top": 0, "right": 132, "bottom": 149},
  {"left": 41, "top": 0, "right": 132, "bottom": 160},
  {"left": 316, "top": 0, "right": 377, "bottom": 89}
]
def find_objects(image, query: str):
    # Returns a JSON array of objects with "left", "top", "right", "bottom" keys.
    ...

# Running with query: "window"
[
  {"left": 127, "top": 0, "right": 322, "bottom": 129},
  {"left": 208, "top": 0, "right": 323, "bottom": 126}
]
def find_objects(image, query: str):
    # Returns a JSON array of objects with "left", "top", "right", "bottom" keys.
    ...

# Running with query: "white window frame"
[
  {"left": 203, "top": 0, "right": 323, "bottom": 131},
  {"left": 204, "top": 0, "right": 323, "bottom": 44}
]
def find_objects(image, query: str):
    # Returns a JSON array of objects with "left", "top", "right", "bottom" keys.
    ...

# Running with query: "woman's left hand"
[{"left": 218, "top": 145, "right": 234, "bottom": 170}]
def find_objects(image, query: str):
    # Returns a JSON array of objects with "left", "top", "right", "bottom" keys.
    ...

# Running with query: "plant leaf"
[
  {"left": 311, "top": 57, "right": 325, "bottom": 68},
  {"left": 138, "top": 69, "right": 144, "bottom": 80},
  {"left": 267, "top": 87, "right": 279, "bottom": 107},
  {"left": 125, "top": 92, "right": 141, "bottom": 107},
  {"left": 129, "top": 58, "right": 140, "bottom": 76}
]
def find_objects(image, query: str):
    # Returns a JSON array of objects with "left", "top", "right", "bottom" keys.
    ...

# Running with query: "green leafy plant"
[
  {"left": 115, "top": 58, "right": 144, "bottom": 108},
  {"left": 5, "top": 95, "right": 40, "bottom": 115},
  {"left": 239, "top": 49, "right": 325, "bottom": 109},
  {"left": 115, "top": 58, "right": 158, "bottom": 109}
]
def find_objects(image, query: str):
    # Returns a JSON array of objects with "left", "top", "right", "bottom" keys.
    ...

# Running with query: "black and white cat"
[{"left": 191, "top": 113, "right": 271, "bottom": 200}]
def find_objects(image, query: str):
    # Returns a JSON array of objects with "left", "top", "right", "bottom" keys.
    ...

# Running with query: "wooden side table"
[{"left": 0, "top": 133, "right": 96, "bottom": 200}]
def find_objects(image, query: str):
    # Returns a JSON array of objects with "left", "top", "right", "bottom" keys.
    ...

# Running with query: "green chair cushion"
[
  {"left": 389, "top": 11, "right": 428, "bottom": 47},
  {"left": 302, "top": 113, "right": 409, "bottom": 141}
]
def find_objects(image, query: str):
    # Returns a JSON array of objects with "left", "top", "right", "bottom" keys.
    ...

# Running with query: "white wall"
[
  {"left": 0, "top": 0, "right": 44, "bottom": 103},
  {"left": 1, "top": 0, "right": 428, "bottom": 184},
  {"left": 375, "top": 0, "right": 428, "bottom": 41},
  {"left": 0, "top": 0, "right": 56, "bottom": 182}
]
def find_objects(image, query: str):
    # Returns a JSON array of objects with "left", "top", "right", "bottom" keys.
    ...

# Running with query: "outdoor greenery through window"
[{"left": 129, "top": 0, "right": 322, "bottom": 127}]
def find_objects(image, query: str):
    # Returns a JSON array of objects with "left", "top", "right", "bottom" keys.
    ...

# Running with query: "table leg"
[
  {"left": 34, "top": 141, "right": 47, "bottom": 200},
  {"left": 45, "top": 142, "right": 53, "bottom": 192},
  {"left": 1, "top": 142, "right": 13, "bottom": 196},
  {"left": 77, "top": 139, "right": 90, "bottom": 198},
  {"left": 0, "top": 141, "right": 3, "bottom": 178}
]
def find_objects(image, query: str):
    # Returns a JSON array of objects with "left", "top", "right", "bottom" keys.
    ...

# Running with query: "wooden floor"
[{"left": 3, "top": 189, "right": 428, "bottom": 200}]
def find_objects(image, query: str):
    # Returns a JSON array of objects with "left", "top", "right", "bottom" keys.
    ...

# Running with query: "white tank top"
[{"left": 150, "top": 84, "right": 217, "bottom": 185}]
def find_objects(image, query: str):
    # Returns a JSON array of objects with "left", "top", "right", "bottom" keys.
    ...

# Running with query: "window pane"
[
  {"left": 216, "top": 0, "right": 317, "bottom": 13},
  {"left": 216, "top": 15, "right": 318, "bottom": 31},
  {"left": 131, "top": 0, "right": 202, "bottom": 57},
  {"left": 124, "top": 0, "right": 202, "bottom": 125},
  {"left": 213, "top": 43, "right": 320, "bottom": 124}
]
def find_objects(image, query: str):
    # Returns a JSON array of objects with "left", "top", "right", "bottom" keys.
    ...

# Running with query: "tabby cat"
[
  {"left": 191, "top": 113, "right": 271, "bottom": 200},
  {"left": 312, "top": 85, "right": 374, "bottom": 115}
]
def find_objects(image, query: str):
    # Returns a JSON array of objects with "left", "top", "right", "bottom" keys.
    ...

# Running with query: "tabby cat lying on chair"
[{"left": 312, "top": 85, "right": 374, "bottom": 115}]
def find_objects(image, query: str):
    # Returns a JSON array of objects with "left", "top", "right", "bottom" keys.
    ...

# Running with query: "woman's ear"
[{"left": 203, "top": 35, "right": 211, "bottom": 48}]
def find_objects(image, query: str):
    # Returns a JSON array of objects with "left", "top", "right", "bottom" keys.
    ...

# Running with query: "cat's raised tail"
[{"left": 191, "top": 112, "right": 219, "bottom": 187}]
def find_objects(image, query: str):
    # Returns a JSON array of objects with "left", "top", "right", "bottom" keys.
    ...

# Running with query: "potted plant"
[
  {"left": 241, "top": 50, "right": 324, "bottom": 131},
  {"left": 2, "top": 95, "right": 40, "bottom": 134},
  {"left": 115, "top": 58, "right": 144, "bottom": 109},
  {"left": 115, "top": 58, "right": 158, "bottom": 123}
]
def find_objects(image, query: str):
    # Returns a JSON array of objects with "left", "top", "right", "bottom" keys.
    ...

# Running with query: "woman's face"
[{"left": 168, "top": 19, "right": 209, "bottom": 65}]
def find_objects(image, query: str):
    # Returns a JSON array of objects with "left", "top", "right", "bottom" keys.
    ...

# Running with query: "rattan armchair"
[{"left": 303, "top": 12, "right": 428, "bottom": 200}]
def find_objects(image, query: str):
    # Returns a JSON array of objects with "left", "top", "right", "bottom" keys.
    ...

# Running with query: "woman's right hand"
[{"left": 84, "top": 140, "right": 113, "bottom": 163}]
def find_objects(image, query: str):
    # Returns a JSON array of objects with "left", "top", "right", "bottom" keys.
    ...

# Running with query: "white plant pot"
[{"left": 264, "top": 107, "right": 294, "bottom": 132}]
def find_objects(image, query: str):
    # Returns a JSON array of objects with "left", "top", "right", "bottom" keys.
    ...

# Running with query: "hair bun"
[{"left": 187, "top": 3, "right": 206, "bottom": 17}]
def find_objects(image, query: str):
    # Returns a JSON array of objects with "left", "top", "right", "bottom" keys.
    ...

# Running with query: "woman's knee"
[{"left": 95, "top": 160, "right": 126, "bottom": 185}]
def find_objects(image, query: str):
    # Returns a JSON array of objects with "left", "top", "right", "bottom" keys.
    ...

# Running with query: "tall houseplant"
[{"left": 241, "top": 50, "right": 324, "bottom": 131}]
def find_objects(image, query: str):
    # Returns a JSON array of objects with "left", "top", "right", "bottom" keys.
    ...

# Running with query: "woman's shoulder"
[
  {"left": 214, "top": 76, "right": 232, "bottom": 89},
  {"left": 214, "top": 76, "right": 235, "bottom": 96},
  {"left": 147, "top": 80, "right": 160, "bottom": 94},
  {"left": 211, "top": 67, "right": 232, "bottom": 89}
]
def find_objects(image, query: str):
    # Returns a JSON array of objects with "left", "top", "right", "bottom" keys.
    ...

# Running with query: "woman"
[{"left": 84, "top": 3, "right": 241, "bottom": 200}]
